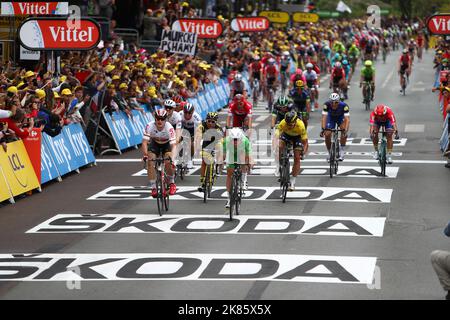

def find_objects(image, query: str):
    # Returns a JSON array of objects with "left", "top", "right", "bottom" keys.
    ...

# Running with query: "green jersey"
[
  {"left": 223, "top": 135, "right": 251, "bottom": 167},
  {"left": 361, "top": 66, "right": 375, "bottom": 81}
]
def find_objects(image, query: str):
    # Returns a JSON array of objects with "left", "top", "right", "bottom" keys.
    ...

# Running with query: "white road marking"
[
  {"left": 381, "top": 69, "right": 394, "bottom": 88},
  {"left": 97, "top": 159, "right": 446, "bottom": 164},
  {"left": 404, "top": 124, "right": 425, "bottom": 133}
]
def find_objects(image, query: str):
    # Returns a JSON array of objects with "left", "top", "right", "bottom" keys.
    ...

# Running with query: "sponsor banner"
[
  {"left": 27, "top": 214, "right": 386, "bottom": 237},
  {"left": 292, "top": 12, "right": 319, "bottom": 23},
  {"left": 22, "top": 128, "right": 41, "bottom": 183},
  {"left": 62, "top": 123, "right": 95, "bottom": 168},
  {"left": 159, "top": 29, "right": 197, "bottom": 56},
  {"left": 0, "top": 253, "right": 377, "bottom": 284},
  {"left": 19, "top": 18, "right": 101, "bottom": 51},
  {"left": 132, "top": 166, "right": 398, "bottom": 178},
  {"left": 172, "top": 19, "right": 223, "bottom": 39},
  {"left": 426, "top": 14, "right": 450, "bottom": 35},
  {"left": 259, "top": 11, "right": 290, "bottom": 24},
  {"left": 308, "top": 151, "right": 403, "bottom": 157},
  {"left": 0, "top": 140, "right": 40, "bottom": 196},
  {"left": 20, "top": 45, "right": 41, "bottom": 60},
  {"left": 0, "top": 166, "right": 13, "bottom": 202},
  {"left": 1, "top": 2, "right": 69, "bottom": 16},
  {"left": 230, "top": 17, "right": 270, "bottom": 32},
  {"left": 103, "top": 110, "right": 133, "bottom": 151},
  {"left": 42, "top": 131, "right": 79, "bottom": 176},
  {"left": 40, "top": 136, "right": 60, "bottom": 184},
  {"left": 88, "top": 186, "right": 393, "bottom": 203}
]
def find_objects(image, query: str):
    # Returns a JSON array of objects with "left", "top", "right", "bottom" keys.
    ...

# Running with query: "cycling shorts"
[
  {"left": 373, "top": 120, "right": 394, "bottom": 131},
  {"left": 149, "top": 141, "right": 172, "bottom": 156},
  {"left": 280, "top": 133, "right": 304, "bottom": 150},
  {"left": 326, "top": 115, "right": 345, "bottom": 129}
]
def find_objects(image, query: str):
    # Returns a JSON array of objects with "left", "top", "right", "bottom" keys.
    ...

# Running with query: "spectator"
[
  {"left": 142, "top": 8, "right": 166, "bottom": 41},
  {"left": 430, "top": 222, "right": 450, "bottom": 300},
  {"left": 98, "top": 0, "right": 115, "bottom": 19}
]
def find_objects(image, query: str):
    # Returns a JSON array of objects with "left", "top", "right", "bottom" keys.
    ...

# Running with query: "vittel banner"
[
  {"left": 1, "top": 2, "right": 69, "bottom": 16},
  {"left": 19, "top": 18, "right": 101, "bottom": 51},
  {"left": 230, "top": 17, "right": 270, "bottom": 32},
  {"left": 172, "top": 19, "right": 223, "bottom": 39}
]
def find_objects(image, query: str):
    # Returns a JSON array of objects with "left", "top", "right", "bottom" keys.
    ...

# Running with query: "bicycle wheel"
[
  {"left": 178, "top": 164, "right": 184, "bottom": 180},
  {"left": 229, "top": 176, "right": 236, "bottom": 221},
  {"left": 281, "top": 160, "right": 289, "bottom": 203},
  {"left": 335, "top": 144, "right": 339, "bottom": 174},
  {"left": 236, "top": 176, "right": 242, "bottom": 216},
  {"left": 203, "top": 164, "right": 211, "bottom": 203},
  {"left": 163, "top": 176, "right": 169, "bottom": 211},
  {"left": 379, "top": 140, "right": 387, "bottom": 176},
  {"left": 156, "top": 172, "right": 163, "bottom": 216},
  {"left": 329, "top": 142, "right": 335, "bottom": 178}
]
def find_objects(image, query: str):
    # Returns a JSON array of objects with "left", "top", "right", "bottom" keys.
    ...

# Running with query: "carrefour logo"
[{"left": 8, "top": 153, "right": 28, "bottom": 188}]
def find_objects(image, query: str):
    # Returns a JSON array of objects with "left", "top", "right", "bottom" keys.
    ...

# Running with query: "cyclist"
[
  {"left": 142, "top": 109, "right": 177, "bottom": 198},
  {"left": 249, "top": 56, "right": 263, "bottom": 101},
  {"left": 223, "top": 127, "right": 252, "bottom": 208},
  {"left": 180, "top": 102, "right": 202, "bottom": 169},
  {"left": 369, "top": 104, "right": 399, "bottom": 164},
  {"left": 407, "top": 38, "right": 417, "bottom": 64},
  {"left": 276, "top": 111, "right": 309, "bottom": 191},
  {"left": 348, "top": 44, "right": 360, "bottom": 78},
  {"left": 263, "top": 58, "right": 279, "bottom": 107},
  {"left": 304, "top": 63, "right": 319, "bottom": 111},
  {"left": 226, "top": 93, "right": 253, "bottom": 133},
  {"left": 289, "top": 68, "right": 306, "bottom": 91},
  {"left": 271, "top": 95, "right": 294, "bottom": 176},
  {"left": 164, "top": 99, "right": 182, "bottom": 143},
  {"left": 289, "top": 80, "right": 311, "bottom": 128},
  {"left": 230, "top": 73, "right": 247, "bottom": 100},
  {"left": 360, "top": 60, "right": 376, "bottom": 102},
  {"left": 398, "top": 49, "right": 412, "bottom": 91},
  {"left": 330, "top": 62, "right": 347, "bottom": 99},
  {"left": 280, "top": 51, "right": 291, "bottom": 93},
  {"left": 416, "top": 32, "right": 424, "bottom": 61},
  {"left": 381, "top": 36, "right": 390, "bottom": 62},
  {"left": 320, "top": 93, "right": 350, "bottom": 162},
  {"left": 364, "top": 36, "right": 375, "bottom": 61},
  {"left": 342, "top": 60, "right": 351, "bottom": 83},
  {"left": 195, "top": 112, "right": 224, "bottom": 192}
]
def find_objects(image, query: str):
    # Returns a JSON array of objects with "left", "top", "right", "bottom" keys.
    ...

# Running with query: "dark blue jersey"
[{"left": 322, "top": 101, "right": 349, "bottom": 118}]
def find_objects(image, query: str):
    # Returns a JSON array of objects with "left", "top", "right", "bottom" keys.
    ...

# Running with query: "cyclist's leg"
[
  {"left": 324, "top": 117, "right": 334, "bottom": 155},
  {"left": 385, "top": 120, "right": 395, "bottom": 162},
  {"left": 338, "top": 117, "right": 347, "bottom": 158},
  {"left": 371, "top": 124, "right": 380, "bottom": 152},
  {"left": 198, "top": 150, "right": 208, "bottom": 191},
  {"left": 371, "top": 80, "right": 375, "bottom": 99}
]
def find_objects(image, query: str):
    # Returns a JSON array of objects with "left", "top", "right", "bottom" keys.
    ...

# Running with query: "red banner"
[
  {"left": 22, "top": 128, "right": 42, "bottom": 183},
  {"left": 1, "top": 2, "right": 69, "bottom": 16},
  {"left": 427, "top": 14, "right": 450, "bottom": 35},
  {"left": 172, "top": 19, "right": 223, "bottom": 39}
]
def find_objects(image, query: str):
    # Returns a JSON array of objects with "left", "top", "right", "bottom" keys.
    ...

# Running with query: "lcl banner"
[
  {"left": 0, "top": 2, "right": 69, "bottom": 16},
  {"left": 19, "top": 17, "right": 101, "bottom": 51}
]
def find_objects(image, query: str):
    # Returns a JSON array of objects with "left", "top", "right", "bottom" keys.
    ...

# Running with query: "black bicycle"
[
  {"left": 229, "top": 163, "right": 244, "bottom": 221},
  {"left": 202, "top": 150, "right": 220, "bottom": 203},
  {"left": 148, "top": 156, "right": 172, "bottom": 216},
  {"left": 400, "top": 71, "right": 407, "bottom": 96},
  {"left": 325, "top": 127, "right": 345, "bottom": 178},
  {"left": 362, "top": 81, "right": 373, "bottom": 111},
  {"left": 279, "top": 143, "right": 292, "bottom": 203}
]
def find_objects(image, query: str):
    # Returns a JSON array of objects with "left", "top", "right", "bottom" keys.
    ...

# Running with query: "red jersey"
[
  {"left": 264, "top": 65, "right": 278, "bottom": 78},
  {"left": 250, "top": 61, "right": 263, "bottom": 74},
  {"left": 228, "top": 100, "right": 252, "bottom": 127},
  {"left": 331, "top": 67, "right": 345, "bottom": 81},
  {"left": 417, "top": 36, "right": 424, "bottom": 47},
  {"left": 399, "top": 54, "right": 410, "bottom": 66},
  {"left": 370, "top": 107, "right": 396, "bottom": 125}
]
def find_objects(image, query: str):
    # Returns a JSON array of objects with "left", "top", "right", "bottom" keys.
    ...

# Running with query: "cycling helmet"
[
  {"left": 375, "top": 104, "right": 388, "bottom": 116},
  {"left": 283, "top": 51, "right": 290, "bottom": 56},
  {"left": 334, "top": 53, "right": 340, "bottom": 59},
  {"left": 234, "top": 73, "right": 243, "bottom": 81},
  {"left": 234, "top": 93, "right": 244, "bottom": 101},
  {"left": 155, "top": 109, "right": 168, "bottom": 119},
  {"left": 364, "top": 60, "right": 373, "bottom": 67},
  {"left": 330, "top": 93, "right": 340, "bottom": 102},
  {"left": 276, "top": 95, "right": 290, "bottom": 107},
  {"left": 206, "top": 112, "right": 218, "bottom": 121},
  {"left": 285, "top": 111, "right": 298, "bottom": 124},
  {"left": 403, "top": 49, "right": 408, "bottom": 54},
  {"left": 343, "top": 60, "right": 349, "bottom": 65},
  {"left": 253, "top": 55, "right": 260, "bottom": 61},
  {"left": 335, "top": 61, "right": 342, "bottom": 68},
  {"left": 183, "top": 102, "right": 194, "bottom": 113},
  {"left": 228, "top": 127, "right": 244, "bottom": 140},
  {"left": 295, "top": 68, "right": 303, "bottom": 75},
  {"left": 172, "top": 95, "right": 184, "bottom": 105},
  {"left": 295, "top": 80, "right": 304, "bottom": 88},
  {"left": 306, "top": 63, "right": 314, "bottom": 69},
  {"left": 268, "top": 58, "right": 276, "bottom": 65},
  {"left": 164, "top": 99, "right": 176, "bottom": 109}
]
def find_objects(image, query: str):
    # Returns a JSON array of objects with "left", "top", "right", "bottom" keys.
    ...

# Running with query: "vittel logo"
[
  {"left": 231, "top": 17, "right": 270, "bottom": 32},
  {"left": 172, "top": 19, "right": 223, "bottom": 39}
]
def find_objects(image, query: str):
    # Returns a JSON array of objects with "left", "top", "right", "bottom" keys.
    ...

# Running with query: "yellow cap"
[
  {"left": 122, "top": 65, "right": 130, "bottom": 71},
  {"left": 7, "top": 86, "right": 18, "bottom": 94},
  {"left": 162, "top": 69, "right": 172, "bottom": 76},
  {"left": 145, "top": 70, "right": 153, "bottom": 77},
  {"left": 61, "top": 88, "right": 72, "bottom": 96},
  {"left": 35, "top": 89, "right": 46, "bottom": 99},
  {"left": 112, "top": 75, "right": 121, "bottom": 80},
  {"left": 107, "top": 84, "right": 115, "bottom": 89},
  {"left": 17, "top": 81, "right": 25, "bottom": 88},
  {"left": 119, "top": 83, "right": 128, "bottom": 90},
  {"left": 182, "top": 2, "right": 189, "bottom": 7},
  {"left": 105, "top": 65, "right": 115, "bottom": 73},
  {"left": 295, "top": 80, "right": 304, "bottom": 87},
  {"left": 24, "top": 71, "right": 35, "bottom": 78},
  {"left": 53, "top": 91, "right": 61, "bottom": 99},
  {"left": 60, "top": 75, "right": 67, "bottom": 83}
]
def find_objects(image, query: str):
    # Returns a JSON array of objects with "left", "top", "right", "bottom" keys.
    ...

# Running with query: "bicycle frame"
[
  {"left": 363, "top": 81, "right": 372, "bottom": 111},
  {"left": 150, "top": 156, "right": 172, "bottom": 216},
  {"left": 279, "top": 144, "right": 291, "bottom": 203},
  {"left": 378, "top": 127, "right": 388, "bottom": 176},
  {"left": 229, "top": 163, "right": 243, "bottom": 221},
  {"left": 203, "top": 151, "right": 217, "bottom": 203},
  {"left": 325, "top": 127, "right": 344, "bottom": 178}
]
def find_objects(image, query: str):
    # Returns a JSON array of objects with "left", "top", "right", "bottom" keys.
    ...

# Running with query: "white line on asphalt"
[
  {"left": 381, "top": 69, "right": 394, "bottom": 88},
  {"left": 96, "top": 159, "right": 447, "bottom": 164}
]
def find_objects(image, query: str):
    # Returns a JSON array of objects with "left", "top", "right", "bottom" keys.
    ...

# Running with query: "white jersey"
[
  {"left": 143, "top": 121, "right": 176, "bottom": 144},
  {"left": 304, "top": 70, "right": 318, "bottom": 82},
  {"left": 167, "top": 111, "right": 182, "bottom": 129},
  {"left": 180, "top": 111, "right": 202, "bottom": 130}
]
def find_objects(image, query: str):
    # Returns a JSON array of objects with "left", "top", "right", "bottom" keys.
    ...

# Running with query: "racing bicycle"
[
  {"left": 146, "top": 156, "right": 172, "bottom": 216},
  {"left": 229, "top": 163, "right": 244, "bottom": 221},
  {"left": 362, "top": 81, "right": 373, "bottom": 111},
  {"left": 252, "top": 78, "right": 260, "bottom": 105},
  {"left": 377, "top": 127, "right": 388, "bottom": 177},
  {"left": 325, "top": 127, "right": 345, "bottom": 178},
  {"left": 202, "top": 150, "right": 220, "bottom": 203},
  {"left": 279, "top": 142, "right": 292, "bottom": 203}
]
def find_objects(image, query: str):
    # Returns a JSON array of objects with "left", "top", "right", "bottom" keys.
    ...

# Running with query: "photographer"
[{"left": 431, "top": 222, "right": 450, "bottom": 300}]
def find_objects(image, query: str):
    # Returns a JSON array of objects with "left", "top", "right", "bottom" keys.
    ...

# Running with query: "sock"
[
  {"left": 243, "top": 173, "right": 248, "bottom": 183},
  {"left": 387, "top": 149, "right": 393, "bottom": 154},
  {"left": 150, "top": 180, "right": 156, "bottom": 188},
  {"left": 374, "top": 146, "right": 378, "bottom": 152},
  {"left": 168, "top": 175, "right": 174, "bottom": 184},
  {"left": 290, "top": 176, "right": 296, "bottom": 185},
  {"left": 200, "top": 176, "right": 205, "bottom": 184}
]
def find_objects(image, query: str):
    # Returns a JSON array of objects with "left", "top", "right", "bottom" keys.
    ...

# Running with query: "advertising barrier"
[
  {"left": 0, "top": 166, "right": 13, "bottom": 203},
  {"left": 22, "top": 128, "right": 41, "bottom": 183},
  {"left": 441, "top": 114, "right": 449, "bottom": 152}
]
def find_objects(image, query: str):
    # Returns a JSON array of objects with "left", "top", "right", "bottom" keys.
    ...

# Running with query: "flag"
[
  {"left": 90, "top": 92, "right": 100, "bottom": 114},
  {"left": 336, "top": 1, "right": 352, "bottom": 13},
  {"left": 101, "top": 47, "right": 111, "bottom": 66}
]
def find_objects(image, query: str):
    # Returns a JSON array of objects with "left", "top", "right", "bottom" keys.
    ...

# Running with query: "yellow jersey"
[{"left": 277, "top": 119, "right": 308, "bottom": 140}]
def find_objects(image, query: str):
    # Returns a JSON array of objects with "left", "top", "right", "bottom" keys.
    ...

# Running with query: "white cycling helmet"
[
  {"left": 234, "top": 73, "right": 243, "bottom": 81},
  {"left": 164, "top": 99, "right": 176, "bottom": 109},
  {"left": 306, "top": 63, "right": 314, "bottom": 69},
  {"left": 228, "top": 127, "right": 244, "bottom": 140},
  {"left": 282, "top": 51, "right": 290, "bottom": 56},
  {"left": 330, "top": 93, "right": 340, "bottom": 102}
]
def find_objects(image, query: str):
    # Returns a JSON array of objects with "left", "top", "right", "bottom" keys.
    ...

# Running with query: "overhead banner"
[
  {"left": 171, "top": 19, "right": 223, "bottom": 39},
  {"left": 19, "top": 17, "right": 101, "bottom": 51},
  {"left": 159, "top": 29, "right": 197, "bottom": 56},
  {"left": 0, "top": 140, "right": 40, "bottom": 197},
  {"left": 259, "top": 11, "right": 290, "bottom": 24},
  {"left": 292, "top": 12, "right": 319, "bottom": 23},
  {"left": 0, "top": 2, "right": 69, "bottom": 16},
  {"left": 231, "top": 17, "right": 270, "bottom": 32},
  {"left": 427, "top": 14, "right": 450, "bottom": 35}
]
